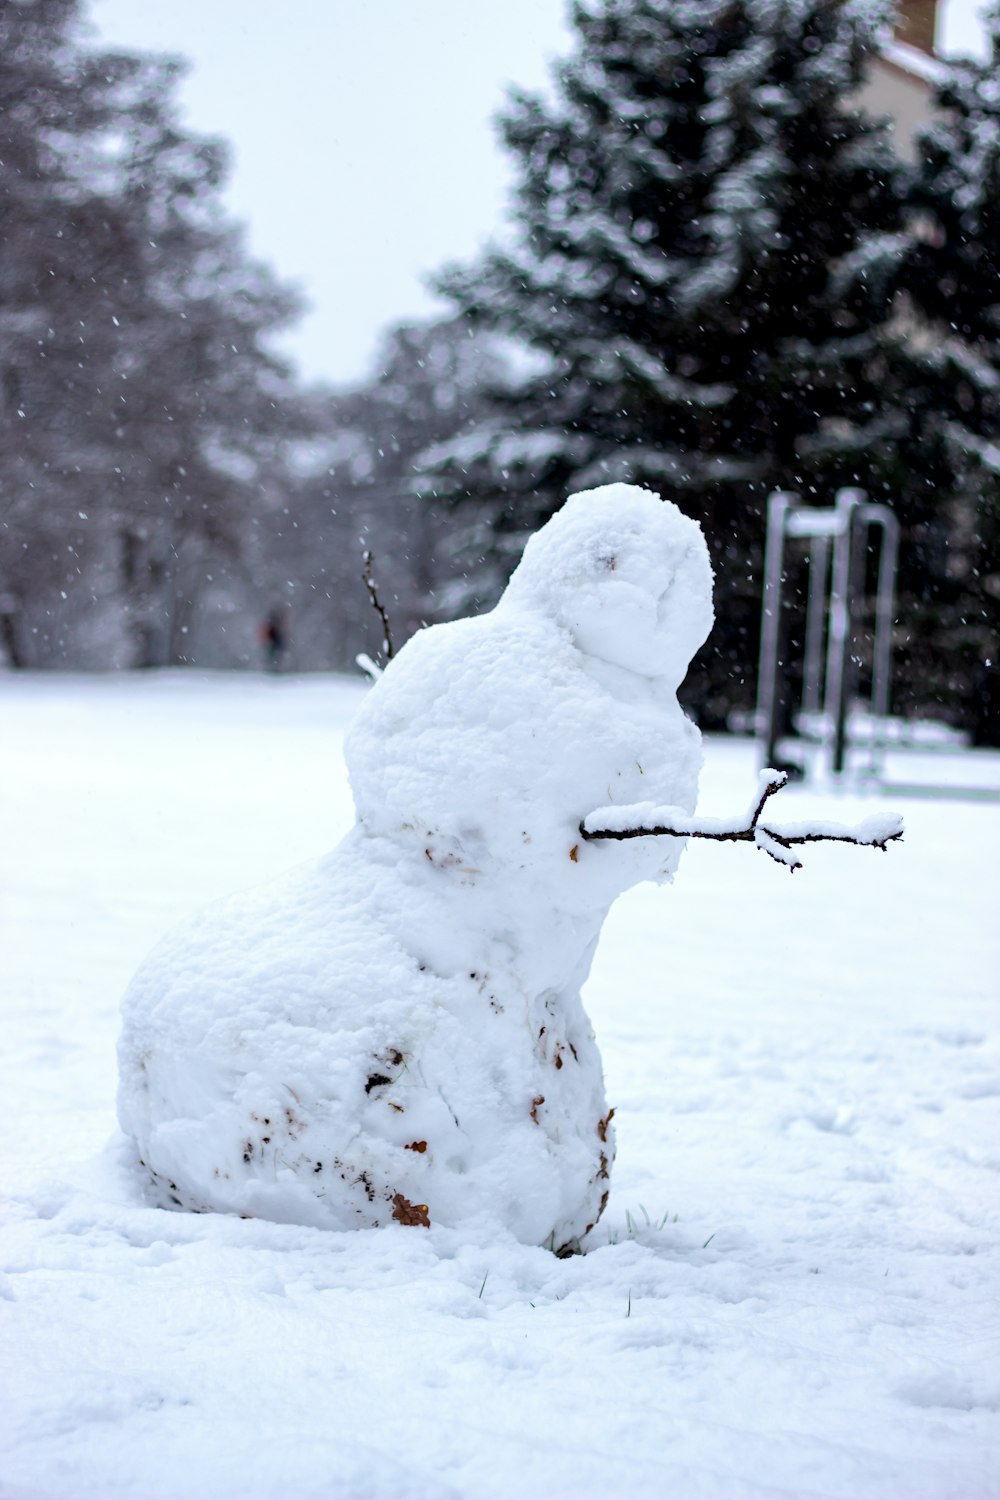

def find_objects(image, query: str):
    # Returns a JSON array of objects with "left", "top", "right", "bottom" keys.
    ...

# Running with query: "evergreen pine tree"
[
  {"left": 0, "top": 0, "right": 305, "bottom": 668},
  {"left": 98, "top": 64, "right": 304, "bottom": 666},
  {"left": 0, "top": 0, "right": 139, "bottom": 663},
  {"left": 427, "top": 0, "right": 905, "bottom": 727},
  {"left": 883, "top": 7, "right": 1000, "bottom": 741}
]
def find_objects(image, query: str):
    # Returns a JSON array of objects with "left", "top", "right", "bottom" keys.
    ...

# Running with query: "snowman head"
[{"left": 502, "top": 483, "right": 714, "bottom": 688}]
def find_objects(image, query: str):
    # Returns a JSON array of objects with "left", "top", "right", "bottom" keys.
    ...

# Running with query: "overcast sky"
[{"left": 87, "top": 1, "right": 989, "bottom": 390}]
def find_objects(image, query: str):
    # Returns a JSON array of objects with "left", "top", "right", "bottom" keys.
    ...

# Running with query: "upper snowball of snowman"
[{"left": 501, "top": 483, "right": 714, "bottom": 686}]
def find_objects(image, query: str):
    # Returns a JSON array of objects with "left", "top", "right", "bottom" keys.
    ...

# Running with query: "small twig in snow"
[
  {"left": 355, "top": 652, "right": 382, "bottom": 683},
  {"left": 580, "top": 769, "right": 904, "bottom": 874},
  {"left": 362, "top": 547, "right": 394, "bottom": 662}
]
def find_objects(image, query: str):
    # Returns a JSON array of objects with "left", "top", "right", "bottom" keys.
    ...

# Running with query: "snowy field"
[{"left": 2, "top": 670, "right": 999, "bottom": 1500}]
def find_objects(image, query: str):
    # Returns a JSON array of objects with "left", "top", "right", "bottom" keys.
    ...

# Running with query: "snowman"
[{"left": 117, "top": 483, "right": 714, "bottom": 1252}]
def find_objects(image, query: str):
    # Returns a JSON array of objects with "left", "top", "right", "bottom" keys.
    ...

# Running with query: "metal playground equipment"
[{"left": 756, "top": 488, "right": 900, "bottom": 780}]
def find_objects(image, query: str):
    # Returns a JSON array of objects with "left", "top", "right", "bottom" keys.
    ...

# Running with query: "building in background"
[{"left": 859, "top": 0, "right": 945, "bottom": 151}]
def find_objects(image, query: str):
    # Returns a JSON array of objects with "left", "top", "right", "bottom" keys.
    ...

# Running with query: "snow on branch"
[
  {"left": 355, "top": 652, "right": 383, "bottom": 683},
  {"left": 580, "top": 769, "right": 904, "bottom": 874}
]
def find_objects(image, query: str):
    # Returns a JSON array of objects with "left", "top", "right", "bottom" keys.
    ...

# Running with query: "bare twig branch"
[
  {"left": 362, "top": 548, "right": 394, "bottom": 662},
  {"left": 580, "top": 769, "right": 904, "bottom": 874}
]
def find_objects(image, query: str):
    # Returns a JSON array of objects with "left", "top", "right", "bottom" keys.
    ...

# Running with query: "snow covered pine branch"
[{"left": 581, "top": 768, "right": 904, "bottom": 873}]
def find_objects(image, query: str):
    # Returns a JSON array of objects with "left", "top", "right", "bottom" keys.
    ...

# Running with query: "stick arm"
[{"left": 580, "top": 769, "right": 904, "bottom": 873}]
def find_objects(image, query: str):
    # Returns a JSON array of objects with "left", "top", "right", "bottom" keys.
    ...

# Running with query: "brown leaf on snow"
[
  {"left": 391, "top": 1192, "right": 430, "bottom": 1228},
  {"left": 597, "top": 1107, "right": 616, "bottom": 1143},
  {"left": 405, "top": 1140, "right": 427, "bottom": 1153}
]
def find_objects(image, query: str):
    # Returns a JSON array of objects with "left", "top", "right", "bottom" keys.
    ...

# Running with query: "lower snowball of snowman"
[{"left": 116, "top": 483, "right": 715, "bottom": 1249}]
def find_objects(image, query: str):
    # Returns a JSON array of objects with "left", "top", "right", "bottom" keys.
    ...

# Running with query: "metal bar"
[
  {"left": 756, "top": 492, "right": 796, "bottom": 769},
  {"left": 825, "top": 488, "right": 866, "bottom": 775},
  {"left": 802, "top": 534, "right": 831, "bottom": 719},
  {"left": 859, "top": 504, "right": 900, "bottom": 778},
  {"left": 843, "top": 504, "right": 870, "bottom": 768}
]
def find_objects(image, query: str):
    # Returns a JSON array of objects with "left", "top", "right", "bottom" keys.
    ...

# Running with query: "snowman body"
[{"left": 117, "top": 484, "right": 714, "bottom": 1248}]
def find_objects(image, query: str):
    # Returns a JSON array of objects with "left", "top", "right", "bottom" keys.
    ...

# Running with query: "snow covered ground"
[{"left": 2, "top": 670, "right": 998, "bottom": 1500}]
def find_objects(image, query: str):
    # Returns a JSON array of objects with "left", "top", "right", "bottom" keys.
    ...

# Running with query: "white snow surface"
[
  {"left": 3, "top": 671, "right": 999, "bottom": 1497},
  {"left": 116, "top": 485, "right": 714, "bottom": 1251}
]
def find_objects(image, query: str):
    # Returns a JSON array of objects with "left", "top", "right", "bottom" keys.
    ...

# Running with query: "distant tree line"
[
  {"left": 2, "top": 0, "right": 997, "bottom": 743},
  {"left": 1, "top": 0, "right": 294, "bottom": 667}
]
